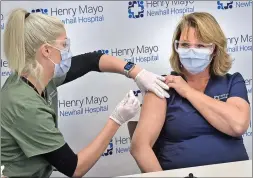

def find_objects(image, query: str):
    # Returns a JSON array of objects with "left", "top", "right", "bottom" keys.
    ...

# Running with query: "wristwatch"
[{"left": 124, "top": 62, "right": 136, "bottom": 78}]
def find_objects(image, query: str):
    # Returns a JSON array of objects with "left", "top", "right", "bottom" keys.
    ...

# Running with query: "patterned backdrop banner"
[{"left": 1, "top": 1, "right": 252, "bottom": 177}]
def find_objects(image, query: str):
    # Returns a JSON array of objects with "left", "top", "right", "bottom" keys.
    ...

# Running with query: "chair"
[{"left": 127, "top": 121, "right": 138, "bottom": 139}]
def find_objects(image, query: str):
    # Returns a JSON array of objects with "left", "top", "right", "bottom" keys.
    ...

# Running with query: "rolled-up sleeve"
[
  {"left": 61, "top": 51, "right": 104, "bottom": 85},
  {"left": 229, "top": 72, "right": 250, "bottom": 104}
]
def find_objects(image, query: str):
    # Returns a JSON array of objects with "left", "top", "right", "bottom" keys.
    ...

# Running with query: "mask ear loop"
[
  {"left": 210, "top": 44, "right": 215, "bottom": 54},
  {"left": 174, "top": 40, "right": 183, "bottom": 68},
  {"left": 210, "top": 44, "right": 216, "bottom": 60},
  {"left": 48, "top": 57, "right": 57, "bottom": 65},
  {"left": 45, "top": 42, "right": 61, "bottom": 65},
  {"left": 174, "top": 40, "right": 179, "bottom": 53}
]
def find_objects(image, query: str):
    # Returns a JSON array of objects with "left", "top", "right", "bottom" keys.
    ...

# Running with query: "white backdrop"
[{"left": 1, "top": 1, "right": 252, "bottom": 177}]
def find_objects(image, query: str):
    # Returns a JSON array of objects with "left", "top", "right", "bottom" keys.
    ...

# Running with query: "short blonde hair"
[
  {"left": 169, "top": 12, "right": 232, "bottom": 76},
  {"left": 4, "top": 8, "right": 65, "bottom": 82}
]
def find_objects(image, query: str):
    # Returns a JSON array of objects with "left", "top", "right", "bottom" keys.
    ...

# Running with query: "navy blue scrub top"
[{"left": 153, "top": 72, "right": 249, "bottom": 170}]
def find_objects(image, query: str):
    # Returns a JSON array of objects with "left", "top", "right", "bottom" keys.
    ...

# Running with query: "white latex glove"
[
  {"left": 1, "top": 165, "right": 5, "bottom": 178},
  {"left": 134, "top": 69, "right": 170, "bottom": 98},
  {"left": 110, "top": 90, "right": 140, "bottom": 125}
]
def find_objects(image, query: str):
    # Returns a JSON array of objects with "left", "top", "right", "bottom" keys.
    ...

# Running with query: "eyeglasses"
[
  {"left": 47, "top": 38, "right": 71, "bottom": 52},
  {"left": 174, "top": 40, "right": 214, "bottom": 52}
]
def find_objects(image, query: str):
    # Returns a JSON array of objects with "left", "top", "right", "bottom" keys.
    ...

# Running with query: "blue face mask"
[
  {"left": 177, "top": 48, "right": 213, "bottom": 75},
  {"left": 49, "top": 50, "right": 72, "bottom": 78},
  {"left": 50, "top": 50, "right": 73, "bottom": 78},
  {"left": 48, "top": 38, "right": 72, "bottom": 78}
]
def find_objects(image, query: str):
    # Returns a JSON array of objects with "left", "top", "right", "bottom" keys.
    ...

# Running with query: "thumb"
[
  {"left": 168, "top": 83, "right": 177, "bottom": 89},
  {"left": 124, "top": 90, "right": 137, "bottom": 105},
  {"left": 128, "top": 90, "right": 135, "bottom": 98}
]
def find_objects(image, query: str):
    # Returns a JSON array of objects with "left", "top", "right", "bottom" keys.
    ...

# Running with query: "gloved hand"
[
  {"left": 134, "top": 69, "right": 170, "bottom": 99},
  {"left": 110, "top": 90, "right": 140, "bottom": 126},
  {"left": 1, "top": 165, "right": 5, "bottom": 178}
]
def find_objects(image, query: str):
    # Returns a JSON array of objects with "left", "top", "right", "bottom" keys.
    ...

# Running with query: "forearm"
[
  {"left": 99, "top": 55, "right": 142, "bottom": 79},
  {"left": 186, "top": 89, "right": 247, "bottom": 137},
  {"left": 131, "top": 145, "right": 162, "bottom": 173},
  {"left": 73, "top": 119, "right": 119, "bottom": 177}
]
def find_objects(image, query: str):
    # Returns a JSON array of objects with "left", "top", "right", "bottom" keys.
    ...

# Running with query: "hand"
[
  {"left": 110, "top": 90, "right": 140, "bottom": 125},
  {"left": 1, "top": 165, "right": 6, "bottom": 178},
  {"left": 165, "top": 75, "right": 193, "bottom": 98},
  {"left": 134, "top": 69, "right": 170, "bottom": 99}
]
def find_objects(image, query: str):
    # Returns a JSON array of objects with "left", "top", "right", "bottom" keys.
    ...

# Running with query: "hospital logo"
[
  {"left": 217, "top": 0, "right": 252, "bottom": 10},
  {"left": 30, "top": 5, "right": 105, "bottom": 24},
  {"left": 31, "top": 8, "right": 49, "bottom": 14},
  {"left": 102, "top": 140, "right": 113, "bottom": 156},
  {"left": 96, "top": 49, "right": 109, "bottom": 54},
  {"left": 102, "top": 136, "right": 131, "bottom": 156},
  {"left": 96, "top": 45, "right": 160, "bottom": 64},
  {"left": 133, "top": 89, "right": 142, "bottom": 107},
  {"left": 133, "top": 90, "right": 141, "bottom": 97},
  {"left": 128, "top": 1, "right": 145, "bottom": 19},
  {"left": 128, "top": 1, "right": 195, "bottom": 19},
  {"left": 58, "top": 96, "right": 109, "bottom": 117},
  {"left": 214, "top": 93, "right": 229, "bottom": 101},
  {"left": 217, "top": 1, "right": 233, "bottom": 10}
]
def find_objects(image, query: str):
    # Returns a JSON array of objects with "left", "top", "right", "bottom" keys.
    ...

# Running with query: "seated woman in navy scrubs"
[{"left": 130, "top": 12, "right": 250, "bottom": 172}]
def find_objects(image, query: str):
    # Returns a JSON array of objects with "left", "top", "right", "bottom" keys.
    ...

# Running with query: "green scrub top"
[{"left": 1, "top": 73, "right": 66, "bottom": 178}]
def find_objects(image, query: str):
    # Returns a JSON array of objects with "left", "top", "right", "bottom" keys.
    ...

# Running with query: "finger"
[
  {"left": 133, "top": 97, "right": 140, "bottom": 107},
  {"left": 128, "top": 90, "right": 135, "bottom": 97},
  {"left": 165, "top": 75, "right": 174, "bottom": 84},
  {"left": 174, "top": 76, "right": 181, "bottom": 81},
  {"left": 162, "top": 90, "right": 170, "bottom": 98},
  {"left": 155, "top": 85, "right": 167, "bottom": 99},
  {"left": 150, "top": 86, "right": 164, "bottom": 99},
  {"left": 156, "top": 75, "right": 166, "bottom": 81},
  {"left": 164, "top": 75, "right": 170, "bottom": 83},
  {"left": 154, "top": 81, "right": 169, "bottom": 95},
  {"left": 156, "top": 79, "right": 169, "bottom": 90},
  {"left": 132, "top": 100, "right": 140, "bottom": 109},
  {"left": 126, "top": 93, "right": 136, "bottom": 105},
  {"left": 168, "top": 82, "right": 176, "bottom": 89},
  {"left": 121, "top": 92, "right": 130, "bottom": 105}
]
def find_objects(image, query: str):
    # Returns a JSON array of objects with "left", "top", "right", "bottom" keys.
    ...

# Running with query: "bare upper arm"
[
  {"left": 131, "top": 92, "right": 167, "bottom": 147},
  {"left": 227, "top": 97, "right": 250, "bottom": 122}
]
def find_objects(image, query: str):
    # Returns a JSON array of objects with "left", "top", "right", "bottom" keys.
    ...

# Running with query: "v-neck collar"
[{"left": 20, "top": 76, "right": 46, "bottom": 99}]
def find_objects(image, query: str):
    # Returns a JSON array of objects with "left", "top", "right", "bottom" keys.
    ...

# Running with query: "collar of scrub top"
[{"left": 21, "top": 76, "right": 46, "bottom": 99}]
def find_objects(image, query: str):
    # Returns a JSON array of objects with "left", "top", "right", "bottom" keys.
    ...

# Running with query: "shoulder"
[
  {"left": 1, "top": 81, "right": 53, "bottom": 126},
  {"left": 72, "top": 51, "right": 104, "bottom": 60},
  {"left": 212, "top": 72, "right": 246, "bottom": 85},
  {"left": 224, "top": 72, "right": 245, "bottom": 83}
]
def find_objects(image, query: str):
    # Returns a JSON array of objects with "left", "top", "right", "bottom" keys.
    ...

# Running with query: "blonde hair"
[
  {"left": 4, "top": 8, "right": 65, "bottom": 82},
  {"left": 170, "top": 12, "right": 232, "bottom": 76}
]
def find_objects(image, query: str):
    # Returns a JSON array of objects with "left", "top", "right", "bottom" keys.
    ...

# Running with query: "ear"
[{"left": 40, "top": 44, "right": 52, "bottom": 59}]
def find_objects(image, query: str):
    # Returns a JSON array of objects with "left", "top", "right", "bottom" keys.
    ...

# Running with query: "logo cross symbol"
[{"left": 128, "top": 1, "right": 144, "bottom": 19}]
